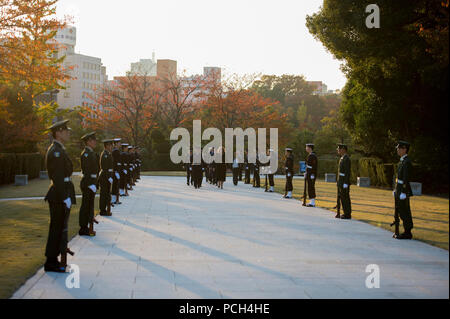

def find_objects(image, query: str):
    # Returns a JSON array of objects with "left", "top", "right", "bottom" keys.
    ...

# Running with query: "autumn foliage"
[{"left": 0, "top": 0, "right": 69, "bottom": 152}]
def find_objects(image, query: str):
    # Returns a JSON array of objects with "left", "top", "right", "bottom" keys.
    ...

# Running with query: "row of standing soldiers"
[
  {"left": 184, "top": 147, "right": 272, "bottom": 190},
  {"left": 283, "top": 142, "right": 414, "bottom": 239},
  {"left": 43, "top": 120, "right": 142, "bottom": 273},
  {"left": 185, "top": 142, "right": 414, "bottom": 241}
]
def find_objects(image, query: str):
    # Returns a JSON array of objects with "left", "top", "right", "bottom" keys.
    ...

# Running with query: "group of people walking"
[{"left": 43, "top": 119, "right": 141, "bottom": 273}]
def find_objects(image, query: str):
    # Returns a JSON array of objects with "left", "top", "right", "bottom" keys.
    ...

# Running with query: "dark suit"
[
  {"left": 395, "top": 155, "right": 414, "bottom": 231},
  {"left": 112, "top": 148, "right": 121, "bottom": 198},
  {"left": 99, "top": 150, "right": 113, "bottom": 214},
  {"left": 79, "top": 147, "right": 98, "bottom": 230},
  {"left": 306, "top": 152, "right": 318, "bottom": 199},
  {"left": 337, "top": 154, "right": 351, "bottom": 217},
  {"left": 285, "top": 154, "right": 294, "bottom": 192},
  {"left": 44, "top": 141, "right": 75, "bottom": 261}
]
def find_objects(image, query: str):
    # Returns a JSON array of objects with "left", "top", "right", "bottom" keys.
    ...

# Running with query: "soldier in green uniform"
[
  {"left": 305, "top": 143, "right": 318, "bottom": 207},
  {"left": 44, "top": 120, "right": 76, "bottom": 272},
  {"left": 283, "top": 147, "right": 294, "bottom": 198},
  {"left": 252, "top": 154, "right": 261, "bottom": 188},
  {"left": 392, "top": 141, "right": 414, "bottom": 239},
  {"left": 111, "top": 138, "right": 122, "bottom": 205},
  {"left": 128, "top": 145, "right": 135, "bottom": 188},
  {"left": 99, "top": 139, "right": 114, "bottom": 216},
  {"left": 119, "top": 143, "right": 129, "bottom": 197},
  {"left": 136, "top": 147, "right": 142, "bottom": 180},
  {"left": 79, "top": 132, "right": 99, "bottom": 236},
  {"left": 337, "top": 144, "right": 352, "bottom": 219}
]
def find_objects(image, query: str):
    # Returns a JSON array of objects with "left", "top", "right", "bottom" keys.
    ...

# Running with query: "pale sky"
[{"left": 56, "top": 0, "right": 347, "bottom": 90}]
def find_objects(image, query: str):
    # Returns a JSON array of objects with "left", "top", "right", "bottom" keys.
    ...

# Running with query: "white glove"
[
  {"left": 108, "top": 177, "right": 113, "bottom": 184},
  {"left": 287, "top": 173, "right": 291, "bottom": 177},
  {"left": 189, "top": 167, "right": 192, "bottom": 171},
  {"left": 123, "top": 170, "right": 127, "bottom": 175},
  {"left": 115, "top": 172, "right": 120, "bottom": 179},
  {"left": 64, "top": 197, "right": 71, "bottom": 209},
  {"left": 202, "top": 168, "right": 205, "bottom": 171},
  {"left": 343, "top": 184, "right": 348, "bottom": 189},
  {"left": 400, "top": 193, "right": 407, "bottom": 200},
  {"left": 130, "top": 167, "right": 133, "bottom": 171},
  {"left": 311, "top": 175, "right": 315, "bottom": 180},
  {"left": 88, "top": 184, "right": 97, "bottom": 193}
]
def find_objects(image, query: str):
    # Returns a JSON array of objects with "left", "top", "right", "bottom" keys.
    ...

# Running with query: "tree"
[
  {"left": 0, "top": 0, "right": 70, "bottom": 153},
  {"left": 83, "top": 73, "right": 159, "bottom": 147},
  {"left": 307, "top": 0, "right": 449, "bottom": 170}
]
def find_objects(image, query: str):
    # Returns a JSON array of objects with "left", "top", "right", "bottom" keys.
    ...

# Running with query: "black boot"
[
  {"left": 395, "top": 231, "right": 413, "bottom": 239},
  {"left": 44, "top": 257, "right": 64, "bottom": 273},
  {"left": 78, "top": 227, "right": 91, "bottom": 236}
]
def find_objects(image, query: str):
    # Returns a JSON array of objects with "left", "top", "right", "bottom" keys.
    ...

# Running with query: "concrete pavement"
[{"left": 12, "top": 176, "right": 449, "bottom": 299}]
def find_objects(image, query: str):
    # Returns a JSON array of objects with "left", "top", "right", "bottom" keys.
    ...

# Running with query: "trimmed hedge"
[
  {"left": 0, "top": 153, "right": 43, "bottom": 185},
  {"left": 145, "top": 153, "right": 181, "bottom": 171}
]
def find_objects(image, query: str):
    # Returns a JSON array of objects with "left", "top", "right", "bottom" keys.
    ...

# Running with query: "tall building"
[
  {"left": 157, "top": 59, "right": 177, "bottom": 80},
  {"left": 52, "top": 26, "right": 108, "bottom": 111},
  {"left": 129, "top": 52, "right": 157, "bottom": 76},
  {"left": 307, "top": 81, "right": 330, "bottom": 96}
]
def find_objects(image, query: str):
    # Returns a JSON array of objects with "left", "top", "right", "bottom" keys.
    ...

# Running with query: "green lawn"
[
  {"left": 0, "top": 175, "right": 83, "bottom": 199},
  {"left": 0, "top": 199, "right": 100, "bottom": 299},
  {"left": 272, "top": 178, "right": 449, "bottom": 250}
]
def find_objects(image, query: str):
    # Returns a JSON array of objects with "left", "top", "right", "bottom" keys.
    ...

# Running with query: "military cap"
[
  {"left": 47, "top": 119, "right": 71, "bottom": 132},
  {"left": 81, "top": 132, "right": 96, "bottom": 141},
  {"left": 121, "top": 143, "right": 129, "bottom": 147},
  {"left": 396, "top": 141, "right": 410, "bottom": 149},
  {"left": 102, "top": 138, "right": 114, "bottom": 144},
  {"left": 114, "top": 138, "right": 121, "bottom": 142},
  {"left": 285, "top": 147, "right": 293, "bottom": 151},
  {"left": 128, "top": 145, "right": 133, "bottom": 149},
  {"left": 306, "top": 143, "right": 315, "bottom": 149},
  {"left": 337, "top": 143, "right": 348, "bottom": 150}
]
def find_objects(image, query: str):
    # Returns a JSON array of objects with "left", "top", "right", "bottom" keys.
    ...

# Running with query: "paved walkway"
[{"left": 12, "top": 176, "right": 449, "bottom": 299}]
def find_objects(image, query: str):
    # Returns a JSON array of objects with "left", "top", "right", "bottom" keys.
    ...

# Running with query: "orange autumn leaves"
[
  {"left": 82, "top": 72, "right": 291, "bottom": 148},
  {"left": 0, "top": 0, "right": 70, "bottom": 152}
]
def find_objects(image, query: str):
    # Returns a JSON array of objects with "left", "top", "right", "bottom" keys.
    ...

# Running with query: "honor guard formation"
[
  {"left": 43, "top": 120, "right": 141, "bottom": 273},
  {"left": 43, "top": 120, "right": 415, "bottom": 273}
]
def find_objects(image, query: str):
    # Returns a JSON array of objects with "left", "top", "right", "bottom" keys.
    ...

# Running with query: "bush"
[
  {"left": 146, "top": 153, "right": 180, "bottom": 171},
  {"left": 317, "top": 158, "right": 338, "bottom": 178},
  {"left": 0, "top": 153, "right": 16, "bottom": 185},
  {"left": 0, "top": 153, "right": 43, "bottom": 185},
  {"left": 376, "top": 163, "right": 395, "bottom": 188},
  {"left": 350, "top": 158, "right": 360, "bottom": 185},
  {"left": 358, "top": 157, "right": 383, "bottom": 186}
]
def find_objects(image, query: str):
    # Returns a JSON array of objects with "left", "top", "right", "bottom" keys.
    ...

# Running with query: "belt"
[
  {"left": 64, "top": 177, "right": 72, "bottom": 182},
  {"left": 108, "top": 169, "right": 113, "bottom": 172},
  {"left": 397, "top": 179, "right": 404, "bottom": 184},
  {"left": 339, "top": 173, "right": 345, "bottom": 176},
  {"left": 124, "top": 163, "right": 128, "bottom": 166},
  {"left": 83, "top": 174, "right": 97, "bottom": 178},
  {"left": 117, "top": 163, "right": 122, "bottom": 166}
]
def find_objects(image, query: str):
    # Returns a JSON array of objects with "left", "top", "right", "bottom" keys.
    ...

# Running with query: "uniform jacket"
[
  {"left": 338, "top": 154, "right": 351, "bottom": 187},
  {"left": 306, "top": 152, "right": 318, "bottom": 177},
  {"left": 45, "top": 140, "right": 76, "bottom": 204},
  {"left": 112, "top": 148, "right": 121, "bottom": 174},
  {"left": 99, "top": 150, "right": 113, "bottom": 185},
  {"left": 80, "top": 147, "right": 99, "bottom": 190},
  {"left": 285, "top": 154, "right": 294, "bottom": 176},
  {"left": 395, "top": 155, "right": 413, "bottom": 197}
]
